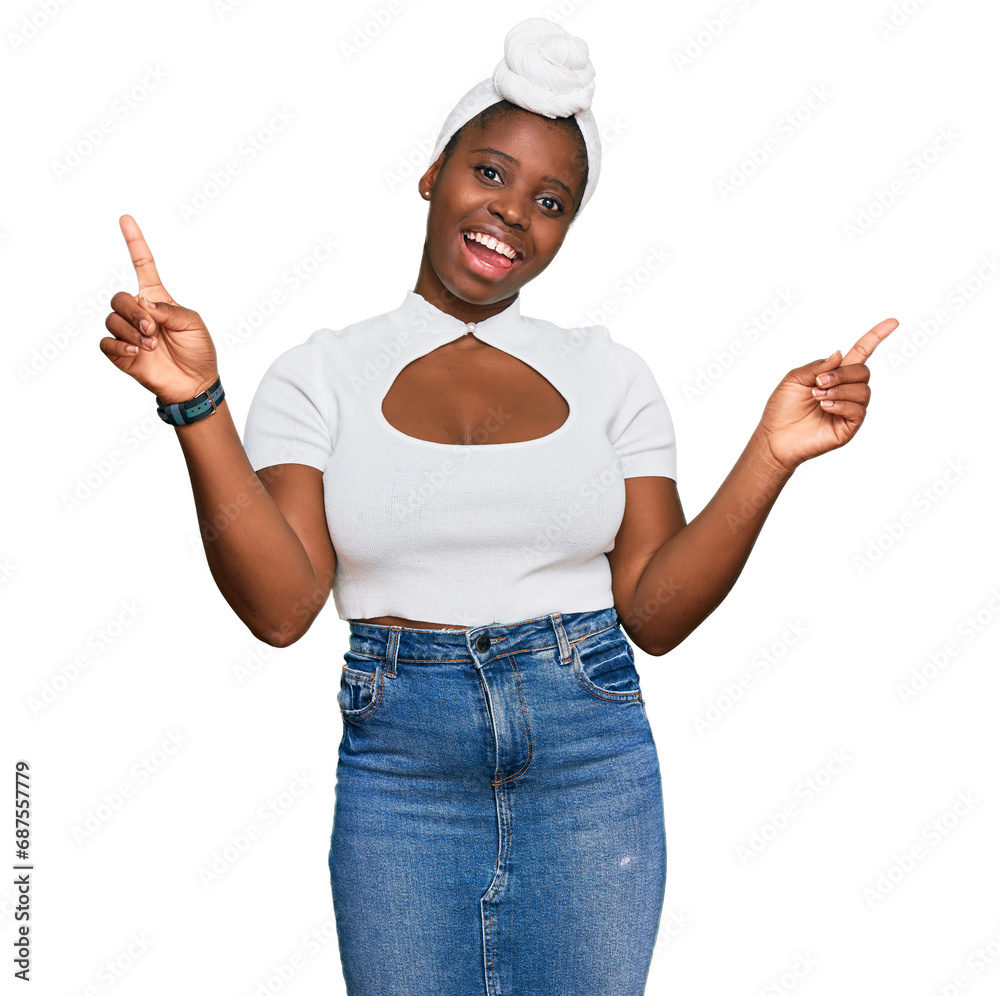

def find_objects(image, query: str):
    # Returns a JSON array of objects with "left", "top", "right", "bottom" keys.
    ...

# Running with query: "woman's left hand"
[{"left": 756, "top": 317, "right": 898, "bottom": 474}]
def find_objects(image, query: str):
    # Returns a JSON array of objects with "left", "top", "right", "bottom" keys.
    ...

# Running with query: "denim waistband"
[{"left": 347, "top": 607, "right": 620, "bottom": 670}]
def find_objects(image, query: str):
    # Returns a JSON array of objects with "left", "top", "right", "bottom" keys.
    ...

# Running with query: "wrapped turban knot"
[
  {"left": 428, "top": 17, "right": 603, "bottom": 216},
  {"left": 493, "top": 17, "right": 596, "bottom": 118}
]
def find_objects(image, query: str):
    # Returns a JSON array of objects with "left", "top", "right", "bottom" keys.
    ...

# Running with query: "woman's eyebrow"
[
  {"left": 470, "top": 146, "right": 519, "bottom": 165},
  {"left": 468, "top": 146, "right": 576, "bottom": 204}
]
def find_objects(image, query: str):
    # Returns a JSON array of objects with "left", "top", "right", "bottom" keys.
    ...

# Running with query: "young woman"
[{"left": 101, "top": 18, "right": 895, "bottom": 996}]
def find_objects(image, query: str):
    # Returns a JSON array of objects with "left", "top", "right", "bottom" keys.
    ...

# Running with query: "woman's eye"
[{"left": 474, "top": 165, "right": 564, "bottom": 213}]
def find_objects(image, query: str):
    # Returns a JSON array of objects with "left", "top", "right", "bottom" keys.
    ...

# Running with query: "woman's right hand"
[{"left": 101, "top": 214, "right": 220, "bottom": 403}]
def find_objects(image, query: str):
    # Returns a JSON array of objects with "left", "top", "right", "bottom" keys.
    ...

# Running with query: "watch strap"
[{"left": 156, "top": 376, "right": 225, "bottom": 426}]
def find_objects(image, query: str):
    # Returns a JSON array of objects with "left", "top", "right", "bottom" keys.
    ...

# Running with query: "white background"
[{"left": 3, "top": 0, "right": 999, "bottom": 992}]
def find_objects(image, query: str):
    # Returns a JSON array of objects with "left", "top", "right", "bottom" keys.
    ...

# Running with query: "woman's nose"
[{"left": 488, "top": 194, "right": 528, "bottom": 229}]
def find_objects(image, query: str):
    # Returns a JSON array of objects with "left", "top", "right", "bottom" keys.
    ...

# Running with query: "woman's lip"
[{"left": 458, "top": 232, "right": 522, "bottom": 280}]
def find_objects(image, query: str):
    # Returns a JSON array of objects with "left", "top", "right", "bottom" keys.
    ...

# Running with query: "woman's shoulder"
[
  {"left": 523, "top": 313, "right": 659, "bottom": 386},
  {"left": 543, "top": 318, "right": 667, "bottom": 402},
  {"left": 264, "top": 310, "right": 398, "bottom": 364},
  {"left": 517, "top": 310, "right": 618, "bottom": 358}
]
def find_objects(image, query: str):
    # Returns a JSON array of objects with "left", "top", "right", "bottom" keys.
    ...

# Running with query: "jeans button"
[{"left": 475, "top": 634, "right": 491, "bottom": 652}]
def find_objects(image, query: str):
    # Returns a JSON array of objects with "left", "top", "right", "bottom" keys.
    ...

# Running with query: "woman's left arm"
[{"left": 609, "top": 317, "right": 898, "bottom": 657}]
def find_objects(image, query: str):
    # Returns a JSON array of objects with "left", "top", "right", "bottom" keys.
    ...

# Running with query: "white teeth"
[{"left": 464, "top": 231, "right": 518, "bottom": 260}]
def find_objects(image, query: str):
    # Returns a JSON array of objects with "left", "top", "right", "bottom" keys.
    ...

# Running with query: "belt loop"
[
  {"left": 384, "top": 626, "right": 401, "bottom": 678},
  {"left": 550, "top": 613, "right": 572, "bottom": 666}
]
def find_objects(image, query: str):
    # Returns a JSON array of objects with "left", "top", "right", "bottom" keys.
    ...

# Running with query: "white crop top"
[{"left": 242, "top": 289, "right": 677, "bottom": 626}]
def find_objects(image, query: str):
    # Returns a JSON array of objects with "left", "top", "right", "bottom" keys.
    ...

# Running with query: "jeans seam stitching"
[
  {"left": 493, "top": 652, "right": 534, "bottom": 785},
  {"left": 572, "top": 645, "right": 643, "bottom": 703}
]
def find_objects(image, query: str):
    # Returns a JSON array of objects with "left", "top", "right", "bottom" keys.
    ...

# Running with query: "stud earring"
[{"left": 423, "top": 191, "right": 431, "bottom": 199}]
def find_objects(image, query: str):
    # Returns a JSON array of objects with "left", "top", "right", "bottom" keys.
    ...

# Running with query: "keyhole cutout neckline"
[{"left": 379, "top": 290, "right": 576, "bottom": 449}]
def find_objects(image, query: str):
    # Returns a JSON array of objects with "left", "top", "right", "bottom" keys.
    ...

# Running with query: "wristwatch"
[{"left": 156, "top": 376, "right": 225, "bottom": 426}]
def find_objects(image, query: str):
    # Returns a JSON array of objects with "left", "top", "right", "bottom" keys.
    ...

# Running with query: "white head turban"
[{"left": 428, "top": 17, "right": 602, "bottom": 217}]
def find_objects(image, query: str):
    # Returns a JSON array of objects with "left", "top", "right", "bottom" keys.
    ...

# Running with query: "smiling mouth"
[
  {"left": 459, "top": 231, "right": 523, "bottom": 276},
  {"left": 462, "top": 229, "right": 521, "bottom": 260}
]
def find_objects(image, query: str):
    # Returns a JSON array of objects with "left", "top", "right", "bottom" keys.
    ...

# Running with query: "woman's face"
[{"left": 416, "top": 107, "right": 586, "bottom": 315}]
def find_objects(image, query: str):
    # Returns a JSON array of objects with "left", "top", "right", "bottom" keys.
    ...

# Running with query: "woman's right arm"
[
  {"left": 172, "top": 405, "right": 336, "bottom": 647},
  {"left": 102, "top": 215, "right": 334, "bottom": 647}
]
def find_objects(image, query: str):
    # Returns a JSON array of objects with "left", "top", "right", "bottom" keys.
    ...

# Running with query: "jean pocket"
[
  {"left": 338, "top": 651, "right": 385, "bottom": 722},
  {"left": 570, "top": 629, "right": 643, "bottom": 704}
]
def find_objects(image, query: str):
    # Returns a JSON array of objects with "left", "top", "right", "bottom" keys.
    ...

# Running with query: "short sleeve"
[
  {"left": 243, "top": 334, "right": 335, "bottom": 473},
  {"left": 605, "top": 332, "right": 677, "bottom": 481}
]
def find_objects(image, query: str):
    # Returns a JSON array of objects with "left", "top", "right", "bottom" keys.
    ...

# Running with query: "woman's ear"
[{"left": 418, "top": 154, "right": 446, "bottom": 201}]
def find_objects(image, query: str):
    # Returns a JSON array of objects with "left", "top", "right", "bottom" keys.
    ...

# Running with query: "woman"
[{"left": 101, "top": 18, "right": 895, "bottom": 996}]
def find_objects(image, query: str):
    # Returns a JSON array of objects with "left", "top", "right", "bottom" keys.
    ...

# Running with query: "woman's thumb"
[
  {"left": 796, "top": 348, "right": 841, "bottom": 384},
  {"left": 139, "top": 296, "right": 182, "bottom": 332}
]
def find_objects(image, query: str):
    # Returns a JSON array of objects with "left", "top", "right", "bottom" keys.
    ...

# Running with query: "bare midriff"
[
  {"left": 351, "top": 332, "right": 570, "bottom": 633},
  {"left": 351, "top": 615, "right": 473, "bottom": 631}
]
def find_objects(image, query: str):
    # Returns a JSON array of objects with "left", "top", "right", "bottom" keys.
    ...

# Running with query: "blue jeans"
[{"left": 329, "top": 607, "right": 667, "bottom": 995}]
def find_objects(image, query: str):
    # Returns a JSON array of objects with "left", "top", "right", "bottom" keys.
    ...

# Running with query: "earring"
[{"left": 423, "top": 191, "right": 431, "bottom": 199}]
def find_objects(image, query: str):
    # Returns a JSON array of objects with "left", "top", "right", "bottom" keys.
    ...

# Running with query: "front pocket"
[
  {"left": 571, "top": 632, "right": 642, "bottom": 704},
  {"left": 338, "top": 653, "right": 385, "bottom": 721}
]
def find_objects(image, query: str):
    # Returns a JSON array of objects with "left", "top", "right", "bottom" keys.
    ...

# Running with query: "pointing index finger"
[
  {"left": 118, "top": 214, "right": 174, "bottom": 305},
  {"left": 840, "top": 318, "right": 899, "bottom": 367}
]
